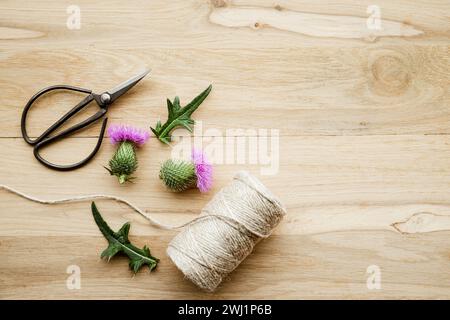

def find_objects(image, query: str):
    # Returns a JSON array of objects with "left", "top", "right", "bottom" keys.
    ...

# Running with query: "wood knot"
[
  {"left": 211, "top": 0, "right": 227, "bottom": 8},
  {"left": 369, "top": 55, "right": 411, "bottom": 97},
  {"left": 274, "top": 5, "right": 283, "bottom": 11},
  {"left": 392, "top": 212, "right": 450, "bottom": 234}
]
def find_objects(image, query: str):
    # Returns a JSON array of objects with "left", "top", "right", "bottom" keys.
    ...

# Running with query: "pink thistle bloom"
[
  {"left": 191, "top": 149, "right": 213, "bottom": 192},
  {"left": 107, "top": 124, "right": 150, "bottom": 147}
]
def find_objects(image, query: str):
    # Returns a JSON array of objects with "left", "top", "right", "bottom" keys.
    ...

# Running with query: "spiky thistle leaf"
[
  {"left": 151, "top": 85, "right": 212, "bottom": 144},
  {"left": 91, "top": 202, "right": 159, "bottom": 273}
]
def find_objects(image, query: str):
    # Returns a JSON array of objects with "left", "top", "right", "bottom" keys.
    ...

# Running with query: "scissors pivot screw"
[{"left": 100, "top": 93, "right": 111, "bottom": 104}]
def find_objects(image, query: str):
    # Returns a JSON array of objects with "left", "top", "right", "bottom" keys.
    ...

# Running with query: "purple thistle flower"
[
  {"left": 108, "top": 124, "right": 150, "bottom": 147},
  {"left": 192, "top": 149, "right": 213, "bottom": 193}
]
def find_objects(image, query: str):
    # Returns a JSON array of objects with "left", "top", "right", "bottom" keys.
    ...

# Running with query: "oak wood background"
[{"left": 1, "top": 0, "right": 449, "bottom": 299}]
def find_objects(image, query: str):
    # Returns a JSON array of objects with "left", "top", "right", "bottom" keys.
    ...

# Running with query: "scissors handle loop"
[
  {"left": 21, "top": 85, "right": 93, "bottom": 145},
  {"left": 34, "top": 114, "right": 108, "bottom": 171},
  {"left": 21, "top": 85, "right": 108, "bottom": 171}
]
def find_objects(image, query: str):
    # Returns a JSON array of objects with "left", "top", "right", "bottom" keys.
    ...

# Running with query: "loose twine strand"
[
  {"left": 0, "top": 171, "right": 286, "bottom": 292},
  {"left": 0, "top": 183, "right": 178, "bottom": 230}
]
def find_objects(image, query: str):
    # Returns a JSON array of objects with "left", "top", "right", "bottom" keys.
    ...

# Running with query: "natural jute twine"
[
  {"left": 0, "top": 170, "right": 286, "bottom": 292},
  {"left": 167, "top": 171, "right": 286, "bottom": 291}
]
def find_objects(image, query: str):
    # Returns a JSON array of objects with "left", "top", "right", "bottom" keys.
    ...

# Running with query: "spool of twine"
[{"left": 167, "top": 171, "right": 287, "bottom": 292}]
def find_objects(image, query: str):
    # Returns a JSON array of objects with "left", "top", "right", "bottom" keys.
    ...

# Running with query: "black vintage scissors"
[{"left": 21, "top": 69, "right": 150, "bottom": 171}]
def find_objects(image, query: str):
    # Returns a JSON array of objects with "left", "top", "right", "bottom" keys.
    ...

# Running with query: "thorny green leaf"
[
  {"left": 151, "top": 85, "right": 212, "bottom": 144},
  {"left": 91, "top": 202, "right": 159, "bottom": 273}
]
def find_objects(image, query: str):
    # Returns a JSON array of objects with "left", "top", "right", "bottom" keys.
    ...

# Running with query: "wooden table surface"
[{"left": 1, "top": 0, "right": 449, "bottom": 299}]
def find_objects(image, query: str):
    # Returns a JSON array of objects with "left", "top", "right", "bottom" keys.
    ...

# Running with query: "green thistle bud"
[
  {"left": 159, "top": 150, "right": 213, "bottom": 193},
  {"left": 105, "top": 124, "right": 149, "bottom": 184},
  {"left": 159, "top": 159, "right": 197, "bottom": 192},
  {"left": 106, "top": 141, "right": 138, "bottom": 184}
]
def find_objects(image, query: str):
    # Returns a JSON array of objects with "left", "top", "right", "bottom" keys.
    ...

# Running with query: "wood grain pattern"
[
  {"left": 209, "top": 5, "right": 423, "bottom": 39},
  {"left": 0, "top": 0, "right": 449, "bottom": 299}
]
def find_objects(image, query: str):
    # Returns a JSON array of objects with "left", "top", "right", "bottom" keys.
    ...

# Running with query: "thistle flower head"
[
  {"left": 159, "top": 149, "right": 213, "bottom": 193},
  {"left": 108, "top": 124, "right": 150, "bottom": 147},
  {"left": 159, "top": 159, "right": 196, "bottom": 192},
  {"left": 192, "top": 149, "right": 213, "bottom": 193},
  {"left": 105, "top": 124, "right": 148, "bottom": 184}
]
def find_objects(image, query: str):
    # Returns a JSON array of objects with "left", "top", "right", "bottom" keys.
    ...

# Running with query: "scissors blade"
[{"left": 107, "top": 68, "right": 150, "bottom": 103}]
